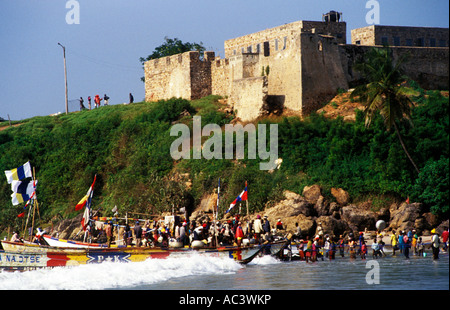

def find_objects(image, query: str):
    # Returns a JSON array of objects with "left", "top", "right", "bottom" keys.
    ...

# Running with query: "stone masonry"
[{"left": 144, "top": 13, "right": 449, "bottom": 122}]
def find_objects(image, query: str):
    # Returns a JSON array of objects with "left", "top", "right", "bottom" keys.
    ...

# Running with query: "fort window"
[
  {"left": 275, "top": 39, "right": 279, "bottom": 51},
  {"left": 283, "top": 36, "right": 287, "bottom": 50},
  {"left": 415, "top": 38, "right": 424, "bottom": 47},
  {"left": 393, "top": 36, "right": 400, "bottom": 46},
  {"left": 247, "top": 46, "right": 252, "bottom": 53},
  {"left": 256, "top": 44, "right": 261, "bottom": 53},
  {"left": 233, "top": 50, "right": 237, "bottom": 55},
  {"left": 263, "top": 41, "right": 270, "bottom": 57},
  {"left": 381, "top": 36, "right": 388, "bottom": 45},
  {"left": 430, "top": 38, "right": 436, "bottom": 47},
  {"left": 355, "top": 40, "right": 361, "bottom": 45},
  {"left": 241, "top": 47, "right": 245, "bottom": 54}
]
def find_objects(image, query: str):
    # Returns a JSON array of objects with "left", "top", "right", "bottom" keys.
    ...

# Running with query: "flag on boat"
[
  {"left": 75, "top": 175, "right": 97, "bottom": 211},
  {"left": 4, "top": 161, "right": 32, "bottom": 184},
  {"left": 226, "top": 182, "right": 247, "bottom": 213},
  {"left": 10, "top": 179, "right": 37, "bottom": 206}
]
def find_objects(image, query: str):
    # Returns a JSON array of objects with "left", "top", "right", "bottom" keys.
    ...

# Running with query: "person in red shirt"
[
  {"left": 442, "top": 227, "right": 449, "bottom": 252},
  {"left": 235, "top": 222, "right": 244, "bottom": 247}
]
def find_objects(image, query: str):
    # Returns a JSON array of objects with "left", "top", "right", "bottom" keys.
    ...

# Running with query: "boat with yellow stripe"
[{"left": 0, "top": 240, "right": 266, "bottom": 271}]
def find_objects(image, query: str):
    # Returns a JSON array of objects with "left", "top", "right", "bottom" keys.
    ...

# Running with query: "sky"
[{"left": 0, "top": 0, "right": 448, "bottom": 121}]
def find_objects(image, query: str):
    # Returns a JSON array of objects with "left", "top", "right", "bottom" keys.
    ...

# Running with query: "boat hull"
[{"left": 0, "top": 240, "right": 264, "bottom": 270}]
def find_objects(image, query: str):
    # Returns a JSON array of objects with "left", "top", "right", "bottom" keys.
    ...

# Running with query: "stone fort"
[{"left": 144, "top": 11, "right": 449, "bottom": 121}]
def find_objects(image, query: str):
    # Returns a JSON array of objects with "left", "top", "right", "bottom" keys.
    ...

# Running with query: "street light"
[{"left": 58, "top": 43, "right": 68, "bottom": 114}]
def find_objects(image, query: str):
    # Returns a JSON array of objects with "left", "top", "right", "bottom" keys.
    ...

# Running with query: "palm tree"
[{"left": 350, "top": 47, "right": 420, "bottom": 174}]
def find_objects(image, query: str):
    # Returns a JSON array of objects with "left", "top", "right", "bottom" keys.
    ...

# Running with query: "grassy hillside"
[{"left": 0, "top": 87, "right": 448, "bottom": 232}]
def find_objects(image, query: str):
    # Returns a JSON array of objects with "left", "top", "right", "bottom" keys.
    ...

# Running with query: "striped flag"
[
  {"left": 75, "top": 175, "right": 96, "bottom": 211},
  {"left": 4, "top": 162, "right": 32, "bottom": 184},
  {"left": 10, "top": 179, "right": 37, "bottom": 206},
  {"left": 226, "top": 182, "right": 248, "bottom": 214}
]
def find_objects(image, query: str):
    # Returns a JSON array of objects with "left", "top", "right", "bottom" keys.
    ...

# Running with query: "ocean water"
[{"left": 0, "top": 252, "right": 448, "bottom": 291}]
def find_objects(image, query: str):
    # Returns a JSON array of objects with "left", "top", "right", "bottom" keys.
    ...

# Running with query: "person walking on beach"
[
  {"left": 338, "top": 235, "right": 345, "bottom": 257},
  {"left": 403, "top": 232, "right": 411, "bottom": 259},
  {"left": 360, "top": 240, "right": 367, "bottom": 260},
  {"left": 430, "top": 229, "right": 440, "bottom": 259},
  {"left": 391, "top": 230, "right": 399, "bottom": 256},
  {"left": 442, "top": 227, "right": 449, "bottom": 252},
  {"left": 417, "top": 236, "right": 425, "bottom": 257},
  {"left": 398, "top": 231, "right": 405, "bottom": 254}
]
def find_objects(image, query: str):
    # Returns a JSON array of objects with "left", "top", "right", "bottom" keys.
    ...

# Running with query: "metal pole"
[{"left": 58, "top": 43, "right": 68, "bottom": 114}]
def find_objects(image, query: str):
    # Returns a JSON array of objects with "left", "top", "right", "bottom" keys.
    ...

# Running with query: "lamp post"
[{"left": 58, "top": 43, "right": 68, "bottom": 114}]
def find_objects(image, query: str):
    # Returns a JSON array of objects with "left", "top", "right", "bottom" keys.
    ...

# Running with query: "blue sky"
[{"left": 0, "top": 0, "right": 448, "bottom": 120}]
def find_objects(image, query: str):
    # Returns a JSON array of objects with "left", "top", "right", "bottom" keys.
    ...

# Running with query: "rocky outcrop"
[
  {"left": 254, "top": 185, "right": 443, "bottom": 238},
  {"left": 388, "top": 202, "right": 423, "bottom": 232},
  {"left": 341, "top": 204, "right": 377, "bottom": 232}
]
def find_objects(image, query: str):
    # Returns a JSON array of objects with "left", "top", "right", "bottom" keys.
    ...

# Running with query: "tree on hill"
[
  {"left": 351, "top": 46, "right": 420, "bottom": 174},
  {"left": 139, "top": 37, "right": 205, "bottom": 82}
]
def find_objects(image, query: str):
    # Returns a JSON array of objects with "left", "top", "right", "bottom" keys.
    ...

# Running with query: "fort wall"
[
  {"left": 351, "top": 25, "right": 449, "bottom": 47},
  {"left": 339, "top": 44, "right": 449, "bottom": 90},
  {"left": 144, "top": 18, "right": 448, "bottom": 121}
]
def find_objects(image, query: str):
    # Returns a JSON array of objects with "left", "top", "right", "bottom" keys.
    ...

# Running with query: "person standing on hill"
[
  {"left": 103, "top": 94, "right": 110, "bottom": 106},
  {"left": 79, "top": 97, "right": 86, "bottom": 110},
  {"left": 88, "top": 96, "right": 92, "bottom": 110},
  {"left": 94, "top": 94, "right": 102, "bottom": 108},
  {"left": 129, "top": 93, "right": 134, "bottom": 104}
]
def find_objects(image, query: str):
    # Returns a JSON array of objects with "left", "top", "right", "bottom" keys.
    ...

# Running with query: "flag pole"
[
  {"left": 29, "top": 167, "right": 38, "bottom": 241},
  {"left": 246, "top": 181, "right": 249, "bottom": 216},
  {"left": 214, "top": 178, "right": 220, "bottom": 247}
]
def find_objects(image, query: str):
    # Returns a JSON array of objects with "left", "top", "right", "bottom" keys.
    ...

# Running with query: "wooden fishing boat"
[
  {"left": 42, "top": 235, "right": 114, "bottom": 249},
  {"left": 0, "top": 240, "right": 266, "bottom": 270}
]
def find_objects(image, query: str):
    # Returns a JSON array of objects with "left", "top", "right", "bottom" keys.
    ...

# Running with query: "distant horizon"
[{"left": 0, "top": 0, "right": 448, "bottom": 121}]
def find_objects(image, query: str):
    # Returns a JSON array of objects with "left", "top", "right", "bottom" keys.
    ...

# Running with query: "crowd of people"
[
  {"left": 286, "top": 225, "right": 448, "bottom": 262},
  {"left": 94, "top": 213, "right": 449, "bottom": 262},
  {"left": 107, "top": 214, "right": 274, "bottom": 249},
  {"left": 8, "top": 211, "right": 448, "bottom": 264},
  {"left": 78, "top": 93, "right": 134, "bottom": 111}
]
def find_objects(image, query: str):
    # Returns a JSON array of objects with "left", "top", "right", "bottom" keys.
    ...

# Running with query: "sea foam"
[{"left": 0, "top": 253, "right": 242, "bottom": 290}]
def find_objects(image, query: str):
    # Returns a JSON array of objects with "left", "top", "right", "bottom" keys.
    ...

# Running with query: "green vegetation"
[
  {"left": 351, "top": 47, "right": 419, "bottom": 174},
  {"left": 0, "top": 84, "right": 448, "bottom": 234},
  {"left": 139, "top": 37, "right": 205, "bottom": 82}
]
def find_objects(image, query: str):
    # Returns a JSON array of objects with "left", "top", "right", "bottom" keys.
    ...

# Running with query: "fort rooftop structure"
[{"left": 144, "top": 12, "right": 449, "bottom": 121}]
